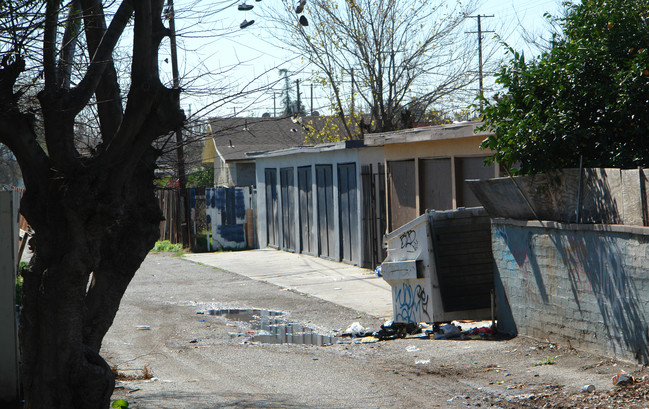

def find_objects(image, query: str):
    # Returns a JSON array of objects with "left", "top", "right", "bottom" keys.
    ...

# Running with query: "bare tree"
[
  {"left": 0, "top": 0, "right": 185, "bottom": 407},
  {"left": 267, "top": 0, "right": 483, "bottom": 138}
]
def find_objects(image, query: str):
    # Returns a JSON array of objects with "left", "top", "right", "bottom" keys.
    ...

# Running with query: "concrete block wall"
[{"left": 493, "top": 219, "right": 649, "bottom": 364}]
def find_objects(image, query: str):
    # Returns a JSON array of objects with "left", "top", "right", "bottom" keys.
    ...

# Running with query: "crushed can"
[{"left": 612, "top": 373, "right": 634, "bottom": 386}]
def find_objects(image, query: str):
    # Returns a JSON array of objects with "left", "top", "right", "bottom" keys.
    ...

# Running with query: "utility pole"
[
  {"left": 295, "top": 79, "right": 301, "bottom": 115},
  {"left": 350, "top": 68, "right": 355, "bottom": 118},
  {"left": 310, "top": 83, "right": 313, "bottom": 115},
  {"left": 166, "top": 0, "right": 190, "bottom": 247},
  {"left": 467, "top": 14, "right": 494, "bottom": 111}
]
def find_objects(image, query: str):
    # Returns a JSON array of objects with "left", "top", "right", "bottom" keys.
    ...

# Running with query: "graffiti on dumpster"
[
  {"left": 394, "top": 282, "right": 429, "bottom": 323},
  {"left": 399, "top": 230, "right": 418, "bottom": 253}
]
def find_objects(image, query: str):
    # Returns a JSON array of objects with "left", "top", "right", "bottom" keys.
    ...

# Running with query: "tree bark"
[{"left": 0, "top": 1, "right": 184, "bottom": 407}]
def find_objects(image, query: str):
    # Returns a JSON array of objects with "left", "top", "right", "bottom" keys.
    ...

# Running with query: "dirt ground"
[{"left": 104, "top": 254, "right": 648, "bottom": 408}]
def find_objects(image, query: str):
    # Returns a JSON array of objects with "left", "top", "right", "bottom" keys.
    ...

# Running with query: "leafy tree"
[
  {"left": 268, "top": 0, "right": 482, "bottom": 138},
  {"left": 0, "top": 1, "right": 184, "bottom": 407},
  {"left": 480, "top": 0, "right": 649, "bottom": 175},
  {"left": 187, "top": 164, "right": 214, "bottom": 188}
]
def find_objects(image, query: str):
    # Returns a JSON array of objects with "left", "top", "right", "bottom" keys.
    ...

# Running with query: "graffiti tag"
[
  {"left": 394, "top": 282, "right": 430, "bottom": 323},
  {"left": 399, "top": 230, "right": 418, "bottom": 252}
]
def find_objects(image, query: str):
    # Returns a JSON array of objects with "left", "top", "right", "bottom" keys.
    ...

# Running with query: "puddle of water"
[{"left": 205, "top": 308, "right": 337, "bottom": 346}]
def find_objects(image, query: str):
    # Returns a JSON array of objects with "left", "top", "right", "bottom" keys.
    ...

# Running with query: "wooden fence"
[{"left": 156, "top": 188, "right": 190, "bottom": 247}]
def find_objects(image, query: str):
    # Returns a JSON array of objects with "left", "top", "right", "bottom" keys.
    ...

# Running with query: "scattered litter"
[
  {"left": 406, "top": 345, "right": 420, "bottom": 352},
  {"left": 374, "top": 265, "right": 382, "bottom": 277},
  {"left": 144, "top": 377, "right": 159, "bottom": 383},
  {"left": 433, "top": 324, "right": 461, "bottom": 339},
  {"left": 612, "top": 373, "right": 634, "bottom": 386},
  {"left": 354, "top": 336, "right": 379, "bottom": 344},
  {"left": 189, "top": 339, "right": 198, "bottom": 343},
  {"left": 415, "top": 359, "right": 430, "bottom": 365},
  {"left": 198, "top": 320, "right": 206, "bottom": 322},
  {"left": 343, "top": 322, "right": 372, "bottom": 337},
  {"left": 583, "top": 384, "right": 596, "bottom": 393},
  {"left": 135, "top": 325, "right": 150, "bottom": 330},
  {"left": 374, "top": 320, "right": 420, "bottom": 340}
]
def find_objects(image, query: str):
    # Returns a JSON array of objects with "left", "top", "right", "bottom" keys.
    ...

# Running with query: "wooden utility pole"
[
  {"left": 467, "top": 14, "right": 494, "bottom": 111},
  {"left": 167, "top": 0, "right": 190, "bottom": 247}
]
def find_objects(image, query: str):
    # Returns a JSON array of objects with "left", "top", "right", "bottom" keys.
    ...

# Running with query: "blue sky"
[{"left": 166, "top": 0, "right": 569, "bottom": 119}]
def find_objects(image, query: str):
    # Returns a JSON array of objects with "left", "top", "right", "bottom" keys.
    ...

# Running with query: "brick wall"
[{"left": 493, "top": 219, "right": 649, "bottom": 364}]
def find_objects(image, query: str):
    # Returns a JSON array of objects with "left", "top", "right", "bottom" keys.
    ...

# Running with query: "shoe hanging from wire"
[
  {"left": 240, "top": 19, "right": 255, "bottom": 29},
  {"left": 238, "top": 2, "right": 253, "bottom": 11},
  {"left": 299, "top": 15, "right": 308, "bottom": 26},
  {"left": 295, "top": 0, "right": 306, "bottom": 13}
]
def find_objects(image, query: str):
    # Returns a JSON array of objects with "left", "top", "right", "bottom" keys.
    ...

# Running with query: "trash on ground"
[
  {"left": 374, "top": 320, "right": 420, "bottom": 340},
  {"left": 433, "top": 324, "right": 462, "bottom": 339},
  {"left": 343, "top": 322, "right": 372, "bottom": 337},
  {"left": 406, "top": 345, "right": 420, "bottom": 352},
  {"left": 135, "top": 325, "right": 151, "bottom": 330},
  {"left": 582, "top": 384, "right": 596, "bottom": 392},
  {"left": 415, "top": 359, "right": 431, "bottom": 365},
  {"left": 612, "top": 373, "right": 634, "bottom": 386},
  {"left": 353, "top": 336, "right": 379, "bottom": 344}
]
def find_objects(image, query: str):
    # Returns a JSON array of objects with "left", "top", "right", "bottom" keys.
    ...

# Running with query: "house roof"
[
  {"left": 246, "top": 140, "right": 366, "bottom": 159},
  {"left": 205, "top": 117, "right": 306, "bottom": 162},
  {"left": 363, "top": 121, "right": 491, "bottom": 146}
]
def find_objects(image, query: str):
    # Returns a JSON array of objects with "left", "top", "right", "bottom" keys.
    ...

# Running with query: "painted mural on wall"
[
  {"left": 493, "top": 223, "right": 649, "bottom": 364},
  {"left": 205, "top": 187, "right": 251, "bottom": 250}
]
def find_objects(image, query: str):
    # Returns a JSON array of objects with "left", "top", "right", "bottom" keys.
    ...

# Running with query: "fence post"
[{"left": 0, "top": 191, "right": 21, "bottom": 406}]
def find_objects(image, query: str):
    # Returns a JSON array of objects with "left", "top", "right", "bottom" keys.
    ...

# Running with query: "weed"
[
  {"left": 16, "top": 262, "right": 27, "bottom": 307},
  {"left": 112, "top": 399, "right": 129, "bottom": 408},
  {"left": 151, "top": 240, "right": 183, "bottom": 254},
  {"left": 111, "top": 364, "right": 154, "bottom": 381},
  {"left": 535, "top": 355, "right": 560, "bottom": 366}
]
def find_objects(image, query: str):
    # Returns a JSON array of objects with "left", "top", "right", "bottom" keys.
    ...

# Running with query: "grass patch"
[{"left": 151, "top": 240, "right": 183, "bottom": 254}]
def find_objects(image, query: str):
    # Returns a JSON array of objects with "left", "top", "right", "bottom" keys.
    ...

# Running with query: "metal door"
[
  {"left": 420, "top": 158, "right": 453, "bottom": 211},
  {"left": 264, "top": 168, "right": 279, "bottom": 247},
  {"left": 298, "top": 166, "right": 313, "bottom": 254},
  {"left": 316, "top": 165, "right": 335, "bottom": 258},
  {"left": 388, "top": 159, "right": 416, "bottom": 231},
  {"left": 280, "top": 167, "right": 296, "bottom": 251},
  {"left": 338, "top": 163, "right": 358, "bottom": 264}
]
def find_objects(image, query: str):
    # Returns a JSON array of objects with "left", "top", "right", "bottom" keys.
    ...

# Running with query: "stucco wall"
[
  {"left": 493, "top": 219, "right": 649, "bottom": 364},
  {"left": 383, "top": 134, "right": 489, "bottom": 161}
]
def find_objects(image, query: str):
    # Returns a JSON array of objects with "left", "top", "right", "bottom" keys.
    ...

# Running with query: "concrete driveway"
[{"left": 183, "top": 248, "right": 393, "bottom": 320}]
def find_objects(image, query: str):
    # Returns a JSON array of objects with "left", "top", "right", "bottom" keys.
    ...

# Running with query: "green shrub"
[
  {"left": 16, "top": 262, "right": 27, "bottom": 307},
  {"left": 151, "top": 240, "right": 183, "bottom": 254}
]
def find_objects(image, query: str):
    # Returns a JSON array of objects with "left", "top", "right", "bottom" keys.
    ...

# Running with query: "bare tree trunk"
[{"left": 0, "top": 1, "right": 184, "bottom": 407}]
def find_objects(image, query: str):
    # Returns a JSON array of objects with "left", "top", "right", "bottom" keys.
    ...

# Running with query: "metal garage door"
[
  {"left": 298, "top": 166, "right": 313, "bottom": 254},
  {"left": 338, "top": 163, "right": 358, "bottom": 264},
  {"left": 280, "top": 167, "right": 296, "bottom": 251},
  {"left": 388, "top": 159, "right": 416, "bottom": 231},
  {"left": 264, "top": 168, "right": 279, "bottom": 247},
  {"left": 420, "top": 158, "right": 453, "bottom": 211},
  {"left": 316, "top": 165, "right": 335, "bottom": 259}
]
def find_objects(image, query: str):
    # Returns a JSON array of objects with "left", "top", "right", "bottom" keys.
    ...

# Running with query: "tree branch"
[
  {"left": 57, "top": 0, "right": 82, "bottom": 90},
  {"left": 78, "top": 0, "right": 128, "bottom": 142},
  {"left": 68, "top": 0, "right": 133, "bottom": 115},
  {"left": 43, "top": 0, "right": 60, "bottom": 90}
]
